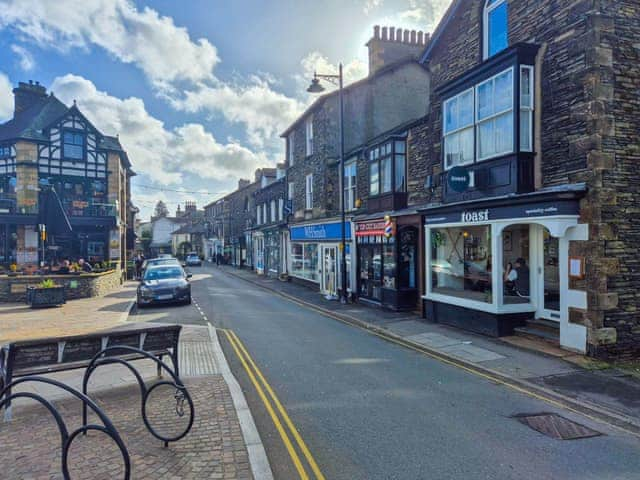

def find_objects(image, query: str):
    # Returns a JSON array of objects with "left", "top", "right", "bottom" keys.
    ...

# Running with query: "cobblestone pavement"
[
  {"left": 0, "top": 375, "right": 253, "bottom": 480},
  {"left": 0, "top": 281, "right": 137, "bottom": 344}
]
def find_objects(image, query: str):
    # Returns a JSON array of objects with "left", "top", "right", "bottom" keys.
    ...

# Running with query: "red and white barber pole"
[{"left": 384, "top": 216, "right": 393, "bottom": 239}]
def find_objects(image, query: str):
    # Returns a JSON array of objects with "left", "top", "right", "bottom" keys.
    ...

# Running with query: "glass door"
[
  {"left": 540, "top": 228, "right": 561, "bottom": 321},
  {"left": 321, "top": 245, "right": 337, "bottom": 297}
]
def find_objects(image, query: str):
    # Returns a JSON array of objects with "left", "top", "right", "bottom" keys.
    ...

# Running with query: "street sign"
[{"left": 447, "top": 166, "right": 470, "bottom": 193}]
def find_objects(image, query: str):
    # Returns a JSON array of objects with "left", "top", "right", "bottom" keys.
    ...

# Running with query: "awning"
[{"left": 38, "top": 186, "right": 72, "bottom": 235}]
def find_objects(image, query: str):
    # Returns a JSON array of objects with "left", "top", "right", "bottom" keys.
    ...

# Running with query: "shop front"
[
  {"left": 422, "top": 191, "right": 588, "bottom": 352},
  {"left": 264, "top": 228, "right": 281, "bottom": 278},
  {"left": 289, "top": 219, "right": 351, "bottom": 297},
  {"left": 355, "top": 215, "right": 420, "bottom": 311}
]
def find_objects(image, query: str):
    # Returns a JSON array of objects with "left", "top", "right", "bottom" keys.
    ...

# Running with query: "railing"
[{"left": 0, "top": 195, "right": 116, "bottom": 217}]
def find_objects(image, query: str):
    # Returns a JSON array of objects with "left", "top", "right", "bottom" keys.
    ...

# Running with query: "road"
[{"left": 131, "top": 263, "right": 640, "bottom": 480}]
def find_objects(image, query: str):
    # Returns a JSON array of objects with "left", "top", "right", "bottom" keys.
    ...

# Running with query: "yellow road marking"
[
  {"left": 223, "top": 329, "right": 309, "bottom": 480},
  {"left": 227, "top": 329, "right": 327, "bottom": 480}
]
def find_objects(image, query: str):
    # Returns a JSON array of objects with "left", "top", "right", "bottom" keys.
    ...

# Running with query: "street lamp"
[{"left": 307, "top": 64, "right": 348, "bottom": 304}]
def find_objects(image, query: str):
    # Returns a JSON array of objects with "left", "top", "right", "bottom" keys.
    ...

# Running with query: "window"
[
  {"left": 431, "top": 225, "right": 492, "bottom": 303},
  {"left": 291, "top": 242, "right": 319, "bottom": 281},
  {"left": 63, "top": 131, "right": 85, "bottom": 160},
  {"left": 288, "top": 133, "right": 295, "bottom": 166},
  {"left": 344, "top": 160, "right": 357, "bottom": 211},
  {"left": 484, "top": 0, "right": 508, "bottom": 59},
  {"left": 278, "top": 198, "right": 284, "bottom": 221},
  {"left": 476, "top": 68, "right": 513, "bottom": 160},
  {"left": 263, "top": 203, "right": 267, "bottom": 224},
  {"left": 270, "top": 199, "right": 276, "bottom": 222},
  {"left": 443, "top": 89, "right": 474, "bottom": 168},
  {"left": 305, "top": 117, "right": 313, "bottom": 156},
  {"left": 288, "top": 182, "right": 294, "bottom": 200},
  {"left": 305, "top": 174, "right": 313, "bottom": 209},
  {"left": 368, "top": 140, "right": 407, "bottom": 195},
  {"left": 0, "top": 146, "right": 11, "bottom": 158},
  {"left": 520, "top": 66, "right": 534, "bottom": 152}
]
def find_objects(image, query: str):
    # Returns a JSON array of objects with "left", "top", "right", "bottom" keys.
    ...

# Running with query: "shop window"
[
  {"left": 383, "top": 242, "right": 396, "bottom": 289},
  {"left": 368, "top": 139, "right": 407, "bottom": 196},
  {"left": 502, "top": 224, "right": 530, "bottom": 305},
  {"left": 398, "top": 227, "right": 417, "bottom": 289},
  {"left": 63, "top": 131, "right": 85, "bottom": 160},
  {"left": 431, "top": 225, "right": 492, "bottom": 303},
  {"left": 290, "top": 242, "right": 318, "bottom": 281},
  {"left": 484, "top": 0, "right": 508, "bottom": 59}
]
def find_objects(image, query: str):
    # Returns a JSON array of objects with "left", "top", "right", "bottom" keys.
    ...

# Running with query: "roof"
[
  {"left": 172, "top": 224, "right": 208, "bottom": 235},
  {"left": 280, "top": 57, "right": 425, "bottom": 138},
  {"left": 0, "top": 94, "right": 68, "bottom": 142}
]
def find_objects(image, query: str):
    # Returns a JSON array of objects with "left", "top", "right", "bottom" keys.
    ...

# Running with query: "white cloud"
[
  {"left": 377, "top": 0, "right": 451, "bottom": 33},
  {"left": 10, "top": 44, "right": 35, "bottom": 71},
  {"left": 0, "top": 0, "right": 219, "bottom": 91},
  {"left": 363, "top": 0, "right": 384, "bottom": 14},
  {"left": 51, "top": 74, "right": 269, "bottom": 185},
  {"left": 299, "top": 52, "right": 368, "bottom": 89},
  {"left": 0, "top": 72, "right": 12, "bottom": 121}
]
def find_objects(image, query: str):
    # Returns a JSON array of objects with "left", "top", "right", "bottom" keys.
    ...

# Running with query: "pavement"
[
  {"left": 141, "top": 263, "right": 640, "bottom": 480},
  {"left": 0, "top": 281, "right": 272, "bottom": 480},
  {"left": 217, "top": 263, "right": 640, "bottom": 434}
]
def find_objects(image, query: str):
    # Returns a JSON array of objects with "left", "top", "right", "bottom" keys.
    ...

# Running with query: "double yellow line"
[{"left": 222, "top": 329, "right": 325, "bottom": 480}]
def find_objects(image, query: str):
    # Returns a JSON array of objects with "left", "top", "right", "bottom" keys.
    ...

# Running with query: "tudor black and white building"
[{"left": 0, "top": 80, "right": 136, "bottom": 268}]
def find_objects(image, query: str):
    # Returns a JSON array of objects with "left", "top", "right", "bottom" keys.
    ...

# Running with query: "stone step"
[{"left": 514, "top": 319, "right": 560, "bottom": 344}]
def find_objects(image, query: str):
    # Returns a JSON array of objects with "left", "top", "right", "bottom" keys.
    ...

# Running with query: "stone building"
[
  {"left": 252, "top": 165, "right": 286, "bottom": 277},
  {"left": 0, "top": 80, "right": 135, "bottom": 269},
  {"left": 281, "top": 26, "right": 430, "bottom": 299},
  {"left": 404, "top": 0, "right": 640, "bottom": 359}
]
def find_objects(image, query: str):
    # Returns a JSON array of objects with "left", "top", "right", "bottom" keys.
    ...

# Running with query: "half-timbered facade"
[{"left": 0, "top": 80, "right": 135, "bottom": 269}]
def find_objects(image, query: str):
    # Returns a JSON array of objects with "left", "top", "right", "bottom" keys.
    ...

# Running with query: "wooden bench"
[{"left": 0, "top": 324, "right": 182, "bottom": 420}]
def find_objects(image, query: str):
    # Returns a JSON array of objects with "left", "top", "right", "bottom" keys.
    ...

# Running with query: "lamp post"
[{"left": 307, "top": 64, "right": 348, "bottom": 304}]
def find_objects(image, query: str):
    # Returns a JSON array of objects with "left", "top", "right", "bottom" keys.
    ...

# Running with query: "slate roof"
[{"left": 0, "top": 94, "right": 68, "bottom": 142}]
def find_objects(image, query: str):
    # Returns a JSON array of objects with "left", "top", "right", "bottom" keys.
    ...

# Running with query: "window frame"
[
  {"left": 305, "top": 173, "right": 313, "bottom": 210},
  {"left": 519, "top": 65, "right": 534, "bottom": 153},
  {"left": 443, "top": 87, "right": 475, "bottom": 169},
  {"left": 288, "top": 132, "right": 295, "bottom": 166},
  {"left": 305, "top": 117, "right": 314, "bottom": 156},
  {"left": 270, "top": 199, "right": 276, "bottom": 223},
  {"left": 483, "top": 0, "right": 509, "bottom": 60},
  {"left": 344, "top": 159, "right": 357, "bottom": 212},
  {"left": 368, "top": 139, "right": 407, "bottom": 197},
  {"left": 62, "top": 129, "right": 86, "bottom": 161}
]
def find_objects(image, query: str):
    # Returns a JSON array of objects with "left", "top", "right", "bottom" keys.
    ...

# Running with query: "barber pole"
[{"left": 384, "top": 216, "right": 393, "bottom": 239}]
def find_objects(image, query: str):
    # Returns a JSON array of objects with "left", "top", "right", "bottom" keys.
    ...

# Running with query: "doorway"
[
  {"left": 536, "top": 226, "right": 561, "bottom": 321},
  {"left": 321, "top": 244, "right": 338, "bottom": 298}
]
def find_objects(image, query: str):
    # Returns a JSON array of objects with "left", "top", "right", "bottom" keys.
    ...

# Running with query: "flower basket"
[{"left": 26, "top": 285, "right": 66, "bottom": 308}]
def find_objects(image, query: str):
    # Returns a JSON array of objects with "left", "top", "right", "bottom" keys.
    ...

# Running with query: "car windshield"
[
  {"left": 148, "top": 259, "right": 178, "bottom": 266},
  {"left": 144, "top": 266, "right": 183, "bottom": 280}
]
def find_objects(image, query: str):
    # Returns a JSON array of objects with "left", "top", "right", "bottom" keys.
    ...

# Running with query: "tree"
[
  {"left": 140, "top": 229, "right": 152, "bottom": 256},
  {"left": 154, "top": 200, "right": 169, "bottom": 218}
]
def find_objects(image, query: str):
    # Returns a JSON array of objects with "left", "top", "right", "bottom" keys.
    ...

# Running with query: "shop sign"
[
  {"left": 355, "top": 219, "right": 386, "bottom": 237},
  {"left": 290, "top": 221, "right": 351, "bottom": 241},
  {"left": 424, "top": 200, "right": 580, "bottom": 225},
  {"left": 72, "top": 200, "right": 89, "bottom": 208},
  {"left": 447, "top": 166, "right": 470, "bottom": 193}
]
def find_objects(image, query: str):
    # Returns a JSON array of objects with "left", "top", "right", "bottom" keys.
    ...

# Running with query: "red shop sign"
[{"left": 355, "top": 219, "right": 387, "bottom": 237}]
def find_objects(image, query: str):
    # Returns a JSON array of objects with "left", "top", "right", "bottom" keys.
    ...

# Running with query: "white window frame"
[
  {"left": 288, "top": 132, "right": 295, "bottom": 166},
  {"left": 263, "top": 203, "right": 268, "bottom": 224},
  {"left": 256, "top": 206, "right": 261, "bottom": 225},
  {"left": 344, "top": 160, "right": 357, "bottom": 211},
  {"left": 305, "top": 174, "right": 313, "bottom": 210},
  {"left": 305, "top": 116, "right": 314, "bottom": 156},
  {"left": 288, "top": 182, "right": 294, "bottom": 200},
  {"left": 270, "top": 199, "right": 276, "bottom": 222},
  {"left": 443, "top": 87, "right": 475, "bottom": 170},
  {"left": 475, "top": 67, "right": 514, "bottom": 162},
  {"left": 278, "top": 198, "right": 284, "bottom": 221},
  {"left": 519, "top": 65, "right": 534, "bottom": 152},
  {"left": 483, "top": 0, "right": 508, "bottom": 60}
]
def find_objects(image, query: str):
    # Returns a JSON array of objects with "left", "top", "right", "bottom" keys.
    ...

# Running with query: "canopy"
[{"left": 37, "top": 186, "right": 72, "bottom": 235}]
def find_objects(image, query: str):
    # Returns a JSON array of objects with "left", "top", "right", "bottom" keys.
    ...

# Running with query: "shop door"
[
  {"left": 321, "top": 245, "right": 337, "bottom": 297},
  {"left": 537, "top": 227, "right": 561, "bottom": 321},
  {"left": 359, "top": 244, "right": 382, "bottom": 302}
]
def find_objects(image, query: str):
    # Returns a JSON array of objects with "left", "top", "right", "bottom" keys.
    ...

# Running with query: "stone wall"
[{"left": 0, "top": 269, "right": 123, "bottom": 303}]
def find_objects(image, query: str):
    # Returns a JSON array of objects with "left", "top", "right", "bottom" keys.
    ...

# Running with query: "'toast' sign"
[{"left": 461, "top": 209, "right": 489, "bottom": 223}]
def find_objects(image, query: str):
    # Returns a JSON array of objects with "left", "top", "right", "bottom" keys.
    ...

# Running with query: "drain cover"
[{"left": 514, "top": 413, "right": 602, "bottom": 440}]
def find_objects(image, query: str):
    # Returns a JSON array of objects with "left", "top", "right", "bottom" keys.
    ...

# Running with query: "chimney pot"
[
  {"left": 389, "top": 26, "right": 395, "bottom": 41},
  {"left": 417, "top": 31, "right": 424, "bottom": 44},
  {"left": 396, "top": 28, "right": 403, "bottom": 42},
  {"left": 381, "top": 26, "right": 388, "bottom": 40},
  {"left": 410, "top": 30, "right": 417, "bottom": 44},
  {"left": 373, "top": 25, "right": 380, "bottom": 39},
  {"left": 403, "top": 30, "right": 410, "bottom": 43}
]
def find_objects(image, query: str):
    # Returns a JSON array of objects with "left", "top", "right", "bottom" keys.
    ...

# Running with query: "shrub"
[{"left": 38, "top": 278, "right": 59, "bottom": 288}]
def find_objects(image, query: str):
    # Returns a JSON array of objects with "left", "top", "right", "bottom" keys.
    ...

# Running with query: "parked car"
[
  {"left": 185, "top": 252, "right": 202, "bottom": 267},
  {"left": 137, "top": 264, "right": 192, "bottom": 307},
  {"left": 140, "top": 257, "right": 180, "bottom": 277}
]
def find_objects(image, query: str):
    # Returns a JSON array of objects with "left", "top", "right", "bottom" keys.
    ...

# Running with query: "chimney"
[
  {"left": 13, "top": 80, "right": 48, "bottom": 116},
  {"left": 238, "top": 178, "right": 251, "bottom": 190},
  {"left": 185, "top": 201, "right": 196, "bottom": 214},
  {"left": 366, "top": 26, "right": 430, "bottom": 76}
]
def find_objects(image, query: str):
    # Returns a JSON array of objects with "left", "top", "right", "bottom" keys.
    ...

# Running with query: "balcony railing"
[{"left": 0, "top": 194, "right": 117, "bottom": 217}]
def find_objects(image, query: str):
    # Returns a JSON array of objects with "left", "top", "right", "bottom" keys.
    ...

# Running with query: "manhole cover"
[{"left": 513, "top": 413, "right": 602, "bottom": 440}]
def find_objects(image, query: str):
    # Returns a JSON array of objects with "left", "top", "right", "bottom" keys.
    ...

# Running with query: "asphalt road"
[{"left": 132, "top": 263, "right": 640, "bottom": 480}]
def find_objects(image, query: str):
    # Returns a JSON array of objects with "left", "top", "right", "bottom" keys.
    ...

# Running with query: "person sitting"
[
  {"left": 503, "top": 261, "right": 517, "bottom": 294},
  {"left": 58, "top": 259, "right": 71, "bottom": 274},
  {"left": 514, "top": 257, "right": 530, "bottom": 297},
  {"left": 78, "top": 258, "right": 93, "bottom": 273}
]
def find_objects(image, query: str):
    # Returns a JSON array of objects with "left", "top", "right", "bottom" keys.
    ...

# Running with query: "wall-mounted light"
[{"left": 355, "top": 198, "right": 362, "bottom": 209}]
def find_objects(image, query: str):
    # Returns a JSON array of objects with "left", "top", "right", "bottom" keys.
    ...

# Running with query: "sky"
[{"left": 0, "top": 0, "right": 451, "bottom": 220}]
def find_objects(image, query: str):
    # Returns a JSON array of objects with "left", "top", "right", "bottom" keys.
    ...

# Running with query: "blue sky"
[{"left": 0, "top": 0, "right": 449, "bottom": 219}]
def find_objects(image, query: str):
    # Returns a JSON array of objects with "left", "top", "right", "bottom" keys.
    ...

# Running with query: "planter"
[{"left": 27, "top": 286, "right": 66, "bottom": 308}]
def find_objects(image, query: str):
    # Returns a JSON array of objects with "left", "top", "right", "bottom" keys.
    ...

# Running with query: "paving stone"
[
  {"left": 439, "top": 344, "right": 506, "bottom": 363},
  {"left": 405, "top": 332, "right": 463, "bottom": 349}
]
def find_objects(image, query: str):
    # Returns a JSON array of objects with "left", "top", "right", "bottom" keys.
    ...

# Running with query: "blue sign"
[
  {"left": 447, "top": 166, "right": 470, "bottom": 193},
  {"left": 290, "top": 221, "right": 352, "bottom": 241}
]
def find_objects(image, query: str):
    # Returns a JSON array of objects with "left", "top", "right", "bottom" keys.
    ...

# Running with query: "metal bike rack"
[
  {"left": 0, "top": 376, "right": 131, "bottom": 480},
  {"left": 82, "top": 345, "right": 195, "bottom": 447}
]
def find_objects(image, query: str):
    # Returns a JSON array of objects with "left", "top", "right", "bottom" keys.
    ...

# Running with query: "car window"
[{"left": 143, "top": 267, "right": 184, "bottom": 280}]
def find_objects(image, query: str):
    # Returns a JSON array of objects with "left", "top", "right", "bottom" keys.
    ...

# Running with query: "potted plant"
[
  {"left": 69, "top": 262, "right": 82, "bottom": 275},
  {"left": 7, "top": 263, "right": 19, "bottom": 277},
  {"left": 26, "top": 278, "right": 66, "bottom": 308}
]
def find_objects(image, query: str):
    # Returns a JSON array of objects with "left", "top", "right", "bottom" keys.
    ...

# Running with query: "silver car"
[{"left": 137, "top": 265, "right": 192, "bottom": 307}]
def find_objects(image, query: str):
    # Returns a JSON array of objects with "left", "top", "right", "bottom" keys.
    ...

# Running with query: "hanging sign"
[{"left": 447, "top": 166, "right": 470, "bottom": 193}]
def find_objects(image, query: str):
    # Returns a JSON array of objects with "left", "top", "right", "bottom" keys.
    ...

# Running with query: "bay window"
[
  {"left": 443, "top": 88, "right": 474, "bottom": 168},
  {"left": 520, "top": 66, "right": 534, "bottom": 152},
  {"left": 477, "top": 68, "right": 514, "bottom": 160},
  {"left": 368, "top": 140, "right": 407, "bottom": 196}
]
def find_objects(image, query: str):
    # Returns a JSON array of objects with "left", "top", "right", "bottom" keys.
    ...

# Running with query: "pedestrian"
[
  {"left": 216, "top": 252, "right": 221, "bottom": 266},
  {"left": 134, "top": 252, "right": 144, "bottom": 279},
  {"left": 78, "top": 258, "right": 93, "bottom": 273}
]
